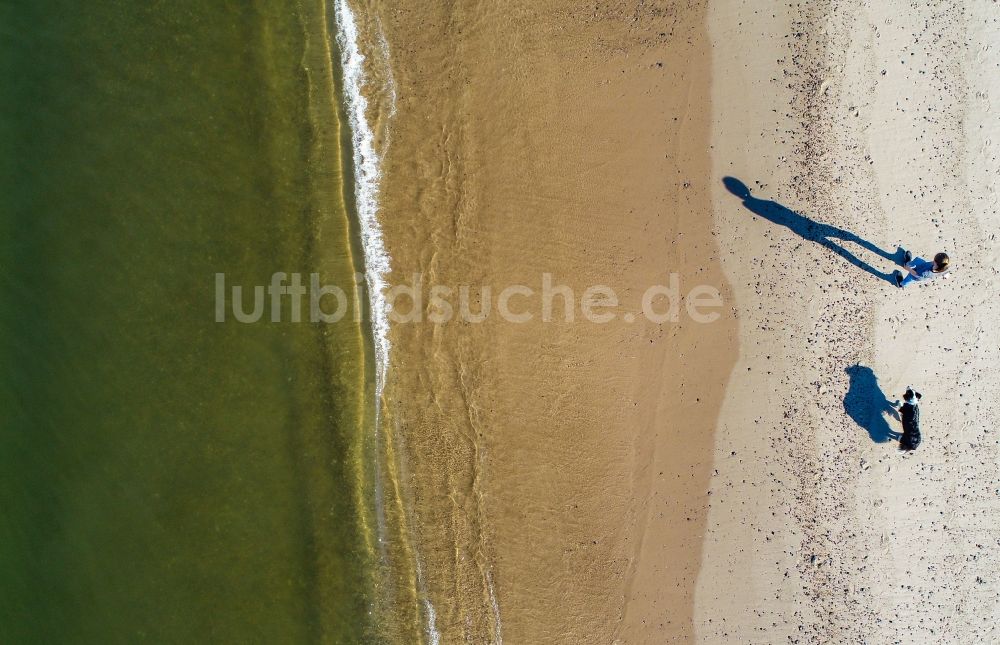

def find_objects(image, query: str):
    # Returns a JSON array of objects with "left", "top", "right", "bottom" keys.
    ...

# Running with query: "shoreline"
[
  {"left": 330, "top": 2, "right": 437, "bottom": 642},
  {"left": 371, "top": 1, "right": 736, "bottom": 641},
  {"left": 355, "top": 1, "right": 1000, "bottom": 642}
]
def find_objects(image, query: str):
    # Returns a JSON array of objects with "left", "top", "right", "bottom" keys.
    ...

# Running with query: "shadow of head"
[
  {"left": 722, "top": 176, "right": 751, "bottom": 200},
  {"left": 844, "top": 365, "right": 897, "bottom": 443}
]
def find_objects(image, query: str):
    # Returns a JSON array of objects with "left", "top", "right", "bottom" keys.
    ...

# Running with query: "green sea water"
[{"left": 1, "top": 1, "right": 379, "bottom": 641}]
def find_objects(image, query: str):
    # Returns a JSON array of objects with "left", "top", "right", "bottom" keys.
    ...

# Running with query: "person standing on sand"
[
  {"left": 896, "top": 387, "right": 922, "bottom": 452},
  {"left": 894, "top": 251, "right": 950, "bottom": 287}
]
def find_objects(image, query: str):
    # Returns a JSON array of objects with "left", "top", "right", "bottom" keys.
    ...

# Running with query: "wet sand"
[{"left": 373, "top": 1, "right": 735, "bottom": 642}]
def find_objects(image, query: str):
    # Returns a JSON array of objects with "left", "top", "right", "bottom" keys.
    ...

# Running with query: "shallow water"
[{"left": 1, "top": 1, "right": 380, "bottom": 641}]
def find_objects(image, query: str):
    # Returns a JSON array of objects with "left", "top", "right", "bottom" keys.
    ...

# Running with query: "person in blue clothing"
[{"left": 894, "top": 251, "right": 950, "bottom": 288}]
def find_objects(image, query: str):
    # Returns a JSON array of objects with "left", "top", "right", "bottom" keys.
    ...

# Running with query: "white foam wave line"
[
  {"left": 485, "top": 568, "right": 503, "bottom": 644},
  {"left": 334, "top": 5, "right": 442, "bottom": 645},
  {"left": 334, "top": 0, "right": 391, "bottom": 406},
  {"left": 417, "top": 559, "right": 441, "bottom": 645},
  {"left": 422, "top": 590, "right": 441, "bottom": 645}
]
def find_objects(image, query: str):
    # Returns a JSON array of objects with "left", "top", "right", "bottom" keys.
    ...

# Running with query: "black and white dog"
[{"left": 897, "top": 387, "right": 922, "bottom": 451}]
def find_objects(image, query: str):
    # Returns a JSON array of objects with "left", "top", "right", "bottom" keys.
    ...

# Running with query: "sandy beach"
[
  {"left": 6, "top": 0, "right": 999, "bottom": 642},
  {"left": 371, "top": 0, "right": 1000, "bottom": 643},
  {"left": 697, "top": 1, "right": 1000, "bottom": 642}
]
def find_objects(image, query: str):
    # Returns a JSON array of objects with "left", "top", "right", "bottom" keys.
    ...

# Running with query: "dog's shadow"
[{"left": 844, "top": 365, "right": 900, "bottom": 443}]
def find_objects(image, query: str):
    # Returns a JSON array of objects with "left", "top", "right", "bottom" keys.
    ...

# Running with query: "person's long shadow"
[
  {"left": 844, "top": 365, "right": 900, "bottom": 443},
  {"left": 723, "top": 177, "right": 901, "bottom": 283}
]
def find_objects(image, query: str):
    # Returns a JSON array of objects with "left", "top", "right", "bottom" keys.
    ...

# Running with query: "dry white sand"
[{"left": 697, "top": 1, "right": 1000, "bottom": 642}]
